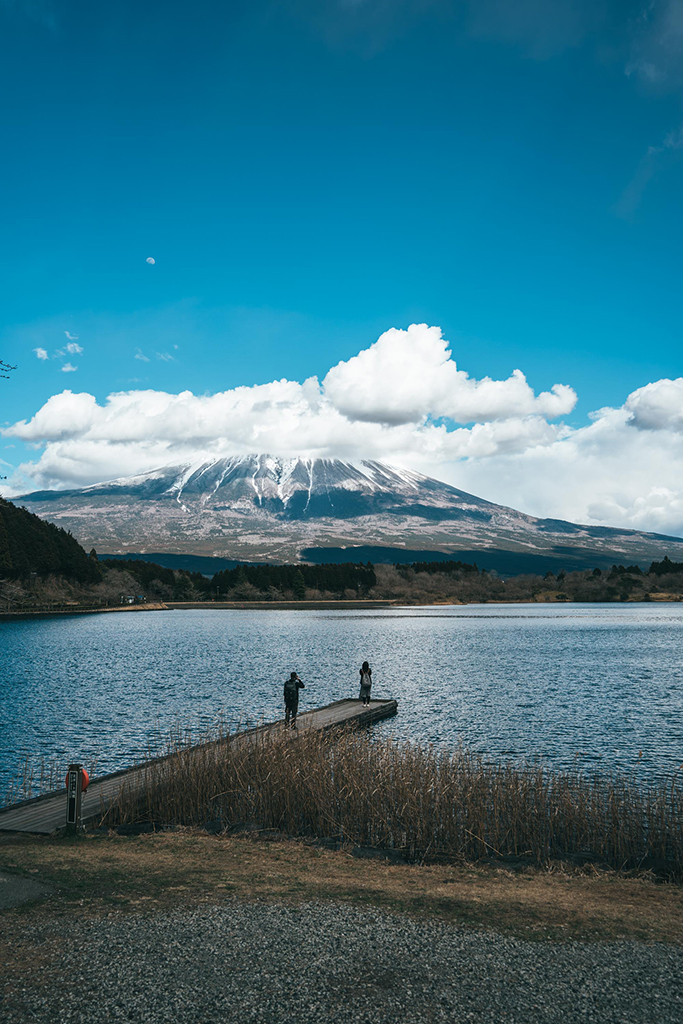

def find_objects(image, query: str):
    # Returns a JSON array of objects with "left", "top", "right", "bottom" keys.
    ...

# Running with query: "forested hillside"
[
  {"left": 368, "top": 560, "right": 683, "bottom": 603},
  {"left": 0, "top": 498, "right": 204, "bottom": 608},
  {"left": 0, "top": 497, "right": 101, "bottom": 582}
]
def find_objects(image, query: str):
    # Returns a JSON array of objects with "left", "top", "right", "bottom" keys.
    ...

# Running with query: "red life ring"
[{"left": 65, "top": 768, "right": 90, "bottom": 792}]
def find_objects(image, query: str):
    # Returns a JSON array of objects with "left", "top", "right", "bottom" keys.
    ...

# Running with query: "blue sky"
[{"left": 1, "top": 1, "right": 683, "bottom": 533}]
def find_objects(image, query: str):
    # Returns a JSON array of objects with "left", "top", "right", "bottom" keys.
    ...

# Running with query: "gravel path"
[{"left": 5, "top": 901, "right": 683, "bottom": 1023}]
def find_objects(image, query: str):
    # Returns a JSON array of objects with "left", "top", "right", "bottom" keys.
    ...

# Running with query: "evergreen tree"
[{"left": 292, "top": 569, "right": 306, "bottom": 599}]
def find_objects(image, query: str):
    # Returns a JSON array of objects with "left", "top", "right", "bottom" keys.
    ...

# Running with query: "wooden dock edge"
[{"left": 310, "top": 698, "right": 398, "bottom": 730}]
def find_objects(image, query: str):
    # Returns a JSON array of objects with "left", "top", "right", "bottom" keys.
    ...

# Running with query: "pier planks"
[{"left": 0, "top": 698, "right": 398, "bottom": 835}]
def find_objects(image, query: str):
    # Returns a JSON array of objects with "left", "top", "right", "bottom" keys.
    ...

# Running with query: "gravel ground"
[{"left": 5, "top": 901, "right": 683, "bottom": 1024}]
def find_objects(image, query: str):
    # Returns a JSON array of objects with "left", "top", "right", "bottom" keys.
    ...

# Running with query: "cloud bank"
[
  {"left": 455, "top": 403, "right": 683, "bottom": 538},
  {"left": 5, "top": 321, "right": 573, "bottom": 480},
  {"left": 4, "top": 322, "right": 683, "bottom": 536}
]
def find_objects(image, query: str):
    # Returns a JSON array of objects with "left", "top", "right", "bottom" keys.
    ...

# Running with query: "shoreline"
[
  {"left": 2, "top": 594, "right": 682, "bottom": 619},
  {"left": 0, "top": 602, "right": 168, "bottom": 621},
  {"left": 164, "top": 599, "right": 399, "bottom": 610}
]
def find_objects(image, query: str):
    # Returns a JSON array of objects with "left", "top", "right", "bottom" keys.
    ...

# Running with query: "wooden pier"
[{"left": 0, "top": 698, "right": 398, "bottom": 836}]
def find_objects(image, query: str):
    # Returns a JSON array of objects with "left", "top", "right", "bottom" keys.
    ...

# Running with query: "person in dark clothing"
[
  {"left": 359, "top": 661, "right": 372, "bottom": 706},
  {"left": 284, "top": 671, "right": 305, "bottom": 728}
]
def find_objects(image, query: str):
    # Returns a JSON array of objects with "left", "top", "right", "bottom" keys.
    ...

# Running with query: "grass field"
[{"left": 1, "top": 829, "right": 682, "bottom": 944}]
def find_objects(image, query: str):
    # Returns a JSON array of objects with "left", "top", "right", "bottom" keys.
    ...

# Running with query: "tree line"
[{"left": 210, "top": 561, "right": 377, "bottom": 598}]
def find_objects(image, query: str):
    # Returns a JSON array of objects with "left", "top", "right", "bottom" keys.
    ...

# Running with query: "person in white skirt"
[{"left": 359, "top": 661, "right": 372, "bottom": 706}]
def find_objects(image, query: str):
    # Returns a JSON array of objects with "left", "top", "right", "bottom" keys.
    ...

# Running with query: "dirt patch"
[{"left": 0, "top": 872, "right": 52, "bottom": 910}]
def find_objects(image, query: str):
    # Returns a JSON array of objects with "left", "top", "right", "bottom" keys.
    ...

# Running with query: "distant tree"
[
  {"left": 100, "top": 557, "right": 176, "bottom": 589},
  {"left": 649, "top": 555, "right": 683, "bottom": 576},
  {"left": 409, "top": 559, "right": 478, "bottom": 576},
  {"left": 173, "top": 573, "right": 194, "bottom": 600},
  {"left": 210, "top": 561, "right": 375, "bottom": 599},
  {"left": 292, "top": 569, "right": 306, "bottom": 600}
]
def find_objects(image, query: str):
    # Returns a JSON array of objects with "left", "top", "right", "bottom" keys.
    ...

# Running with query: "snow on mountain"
[{"left": 16, "top": 454, "right": 683, "bottom": 567}]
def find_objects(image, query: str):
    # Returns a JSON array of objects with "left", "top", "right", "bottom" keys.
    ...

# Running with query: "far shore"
[
  {"left": 1, "top": 593, "right": 682, "bottom": 620},
  {"left": 164, "top": 599, "right": 399, "bottom": 610},
  {"left": 0, "top": 602, "right": 169, "bottom": 621}
]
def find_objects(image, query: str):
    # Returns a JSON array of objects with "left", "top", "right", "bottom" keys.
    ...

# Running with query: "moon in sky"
[{"left": 146, "top": 257, "right": 155, "bottom": 264}]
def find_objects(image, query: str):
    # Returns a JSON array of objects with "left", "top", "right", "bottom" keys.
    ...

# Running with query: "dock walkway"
[{"left": 0, "top": 698, "right": 397, "bottom": 835}]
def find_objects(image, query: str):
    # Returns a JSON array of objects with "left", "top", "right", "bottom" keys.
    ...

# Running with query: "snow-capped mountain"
[{"left": 17, "top": 455, "right": 683, "bottom": 567}]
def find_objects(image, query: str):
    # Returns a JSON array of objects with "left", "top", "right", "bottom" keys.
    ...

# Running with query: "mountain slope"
[
  {"left": 15, "top": 455, "right": 683, "bottom": 567},
  {"left": 0, "top": 497, "right": 101, "bottom": 582}
]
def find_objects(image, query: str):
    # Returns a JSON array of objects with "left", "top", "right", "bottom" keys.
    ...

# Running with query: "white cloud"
[
  {"left": 33, "top": 347, "right": 48, "bottom": 360},
  {"left": 65, "top": 341, "right": 83, "bottom": 355},
  {"left": 64, "top": 331, "right": 79, "bottom": 341},
  {"left": 5, "top": 322, "right": 683, "bottom": 537},
  {"left": 627, "top": 0, "right": 683, "bottom": 88},
  {"left": 323, "top": 324, "right": 576, "bottom": 425},
  {"left": 156, "top": 351, "right": 175, "bottom": 362},
  {"left": 60, "top": 362, "right": 78, "bottom": 373},
  {"left": 624, "top": 377, "right": 683, "bottom": 432},
  {"left": 135, "top": 349, "right": 150, "bottom": 362}
]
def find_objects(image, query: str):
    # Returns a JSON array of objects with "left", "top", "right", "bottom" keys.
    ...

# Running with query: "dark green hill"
[{"left": 0, "top": 497, "right": 101, "bottom": 583}]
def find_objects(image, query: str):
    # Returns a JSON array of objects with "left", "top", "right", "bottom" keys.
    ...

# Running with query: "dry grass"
[
  {"left": 1, "top": 751, "right": 101, "bottom": 808},
  {"left": 97, "top": 726, "right": 683, "bottom": 877},
  {"left": 1, "top": 754, "right": 62, "bottom": 807},
  {"left": 1, "top": 830, "right": 683, "bottom": 944}
]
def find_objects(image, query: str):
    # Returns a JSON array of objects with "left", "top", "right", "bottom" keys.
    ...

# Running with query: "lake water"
[{"left": 2, "top": 603, "right": 683, "bottom": 800}]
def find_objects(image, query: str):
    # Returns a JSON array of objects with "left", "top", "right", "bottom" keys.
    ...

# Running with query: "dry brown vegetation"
[
  {"left": 2, "top": 755, "right": 65, "bottom": 807},
  {"left": 5, "top": 554, "right": 683, "bottom": 611},
  {"left": 1, "top": 830, "right": 682, "bottom": 944},
  {"left": 368, "top": 563, "right": 683, "bottom": 605},
  {"left": 98, "top": 727, "right": 683, "bottom": 878},
  {"left": 0, "top": 565, "right": 162, "bottom": 611}
]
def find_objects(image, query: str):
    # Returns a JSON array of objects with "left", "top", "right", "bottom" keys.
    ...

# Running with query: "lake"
[{"left": 2, "top": 602, "right": 683, "bottom": 801}]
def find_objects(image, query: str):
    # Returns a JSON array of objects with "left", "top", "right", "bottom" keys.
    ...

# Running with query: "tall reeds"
[
  {"left": 2, "top": 753, "right": 100, "bottom": 808},
  {"left": 99, "top": 726, "right": 683, "bottom": 876}
]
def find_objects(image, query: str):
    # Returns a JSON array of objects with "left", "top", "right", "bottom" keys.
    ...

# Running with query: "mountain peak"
[{"left": 78, "top": 455, "right": 474, "bottom": 512}]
